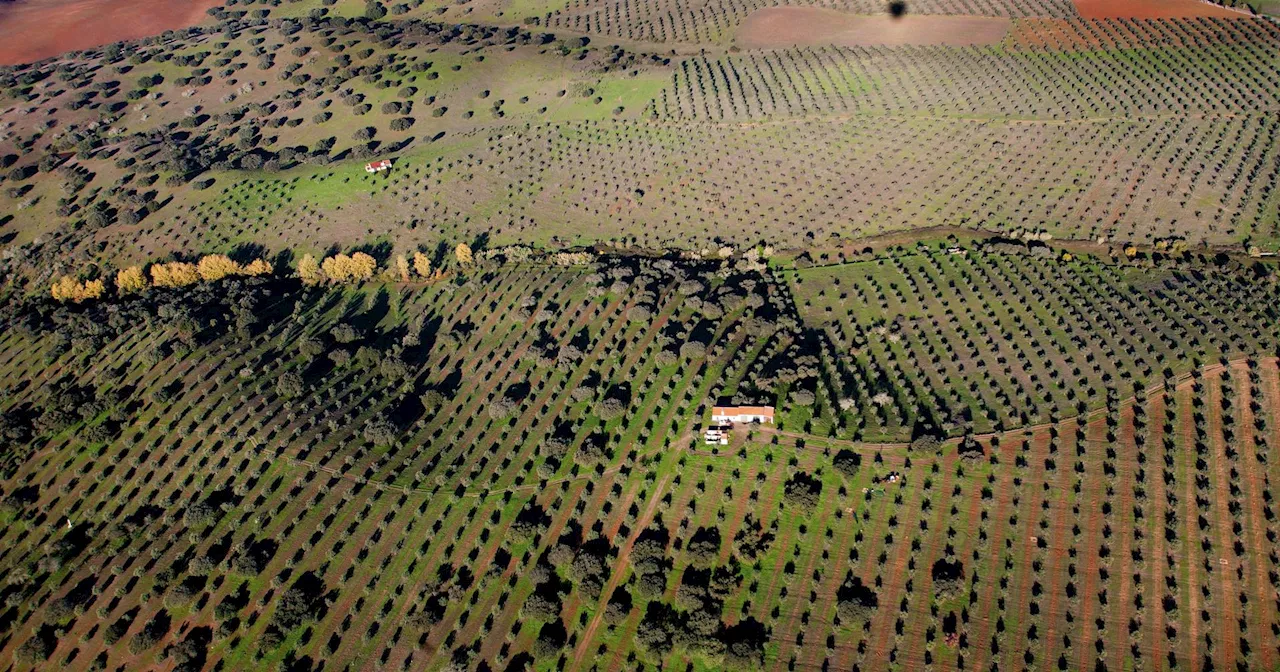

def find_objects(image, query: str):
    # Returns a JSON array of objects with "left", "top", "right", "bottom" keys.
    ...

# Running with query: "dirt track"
[{"left": 567, "top": 474, "right": 671, "bottom": 670}]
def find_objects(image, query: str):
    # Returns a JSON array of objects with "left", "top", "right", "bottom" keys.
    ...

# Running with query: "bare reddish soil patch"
[
  {"left": 0, "top": 0, "right": 221, "bottom": 65},
  {"left": 1071, "top": 0, "right": 1246, "bottom": 19},
  {"left": 1008, "top": 17, "right": 1274, "bottom": 51},
  {"left": 737, "top": 7, "right": 1010, "bottom": 48}
]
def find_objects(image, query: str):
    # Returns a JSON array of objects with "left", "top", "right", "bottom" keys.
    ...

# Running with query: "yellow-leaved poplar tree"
[
  {"left": 350, "top": 252, "right": 377, "bottom": 279},
  {"left": 51, "top": 276, "right": 105, "bottom": 303},
  {"left": 115, "top": 266, "right": 147, "bottom": 294},
  {"left": 320, "top": 254, "right": 343, "bottom": 281},
  {"left": 151, "top": 262, "right": 200, "bottom": 287},
  {"left": 412, "top": 251, "right": 432, "bottom": 278},
  {"left": 242, "top": 259, "right": 274, "bottom": 276},
  {"left": 394, "top": 255, "right": 411, "bottom": 282},
  {"left": 321, "top": 252, "right": 378, "bottom": 283},
  {"left": 297, "top": 254, "right": 322, "bottom": 285},
  {"left": 197, "top": 254, "right": 243, "bottom": 282},
  {"left": 455, "top": 243, "right": 473, "bottom": 266},
  {"left": 50, "top": 275, "right": 76, "bottom": 301},
  {"left": 84, "top": 279, "right": 105, "bottom": 300}
]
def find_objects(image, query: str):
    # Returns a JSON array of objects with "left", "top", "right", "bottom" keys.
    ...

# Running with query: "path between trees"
[
  {"left": 752, "top": 353, "right": 1268, "bottom": 453},
  {"left": 278, "top": 355, "right": 1271, "bottom": 501},
  {"left": 568, "top": 473, "right": 672, "bottom": 671},
  {"left": 722, "top": 109, "right": 1269, "bottom": 131}
]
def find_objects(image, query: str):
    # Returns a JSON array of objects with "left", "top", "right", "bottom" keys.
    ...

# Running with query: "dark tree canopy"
[
  {"left": 783, "top": 471, "right": 822, "bottom": 512},
  {"left": 932, "top": 557, "right": 966, "bottom": 601},
  {"left": 722, "top": 618, "right": 768, "bottom": 669},
  {"left": 833, "top": 449, "right": 861, "bottom": 478},
  {"left": 685, "top": 526, "right": 722, "bottom": 567},
  {"left": 836, "top": 576, "right": 879, "bottom": 623}
]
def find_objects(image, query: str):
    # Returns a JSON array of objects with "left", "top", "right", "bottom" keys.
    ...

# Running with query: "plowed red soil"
[
  {"left": 1110, "top": 406, "right": 1137, "bottom": 672},
  {"left": 1176, "top": 387, "right": 1201, "bottom": 669},
  {"left": 1205, "top": 374, "right": 1240, "bottom": 669},
  {"left": 737, "top": 8, "right": 1011, "bottom": 48},
  {"left": 1233, "top": 362, "right": 1276, "bottom": 671},
  {"left": 1071, "top": 0, "right": 1246, "bottom": 19},
  {"left": 1143, "top": 394, "right": 1167, "bottom": 671},
  {"left": 0, "top": 0, "right": 220, "bottom": 65}
]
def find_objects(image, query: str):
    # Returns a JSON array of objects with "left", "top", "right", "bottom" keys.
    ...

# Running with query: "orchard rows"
[
  {"left": 789, "top": 245, "right": 1280, "bottom": 440},
  {"left": 1006, "top": 16, "right": 1280, "bottom": 51},
  {"left": 0, "top": 257, "right": 811, "bottom": 670},
  {"left": 473, "top": 115, "right": 1277, "bottom": 247},
  {"left": 657, "top": 43, "right": 1280, "bottom": 120},
  {"left": 544, "top": 0, "right": 1078, "bottom": 45}
]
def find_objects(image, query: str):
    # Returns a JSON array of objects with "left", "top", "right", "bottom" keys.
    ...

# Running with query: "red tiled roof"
[{"left": 712, "top": 406, "right": 774, "bottom": 417}]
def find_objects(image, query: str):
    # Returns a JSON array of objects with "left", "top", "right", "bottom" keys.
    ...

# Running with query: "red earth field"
[
  {"left": 0, "top": 0, "right": 221, "bottom": 65},
  {"left": 1070, "top": 0, "right": 1248, "bottom": 19},
  {"left": 737, "top": 8, "right": 1010, "bottom": 48}
]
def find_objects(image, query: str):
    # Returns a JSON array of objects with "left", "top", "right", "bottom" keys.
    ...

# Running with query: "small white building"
[
  {"left": 365, "top": 159, "right": 392, "bottom": 173},
  {"left": 703, "top": 425, "right": 730, "bottom": 445},
  {"left": 711, "top": 406, "right": 774, "bottom": 425}
]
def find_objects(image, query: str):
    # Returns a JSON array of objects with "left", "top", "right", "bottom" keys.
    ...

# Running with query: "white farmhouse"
[{"left": 711, "top": 406, "right": 775, "bottom": 425}]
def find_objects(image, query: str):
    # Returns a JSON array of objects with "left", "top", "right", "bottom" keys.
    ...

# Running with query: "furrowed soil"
[
  {"left": 1143, "top": 393, "right": 1169, "bottom": 671},
  {"left": 1176, "top": 386, "right": 1202, "bottom": 670},
  {"left": 1233, "top": 361, "right": 1276, "bottom": 671},
  {"left": 1071, "top": 0, "right": 1247, "bottom": 19},
  {"left": 1109, "top": 405, "right": 1137, "bottom": 672},
  {"left": 1039, "top": 421, "right": 1079, "bottom": 671},
  {"left": 1206, "top": 372, "right": 1241, "bottom": 669},
  {"left": 1074, "top": 418, "right": 1107, "bottom": 672},
  {"left": 737, "top": 8, "right": 1011, "bottom": 48},
  {"left": 964, "top": 432, "right": 1030, "bottom": 671},
  {"left": 0, "top": 0, "right": 221, "bottom": 65}
]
